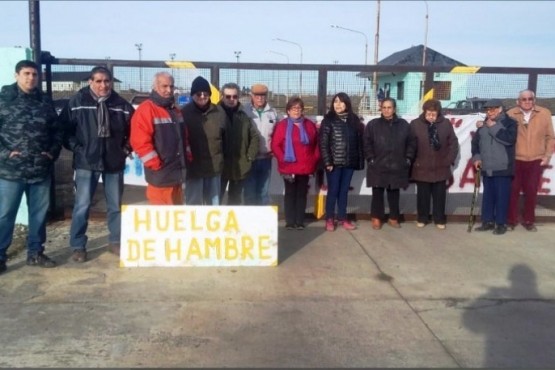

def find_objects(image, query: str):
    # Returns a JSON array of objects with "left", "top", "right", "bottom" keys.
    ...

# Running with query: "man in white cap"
[{"left": 242, "top": 83, "right": 279, "bottom": 205}]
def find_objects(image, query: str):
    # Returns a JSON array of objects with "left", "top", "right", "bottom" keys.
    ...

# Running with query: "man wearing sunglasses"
[
  {"left": 506, "top": 90, "right": 554, "bottom": 232},
  {"left": 218, "top": 83, "right": 259, "bottom": 205}
]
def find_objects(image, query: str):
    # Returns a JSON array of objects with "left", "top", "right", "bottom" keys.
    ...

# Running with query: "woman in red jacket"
[{"left": 271, "top": 97, "right": 320, "bottom": 230}]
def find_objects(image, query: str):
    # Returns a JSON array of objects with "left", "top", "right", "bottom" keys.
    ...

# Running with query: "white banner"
[{"left": 120, "top": 205, "right": 278, "bottom": 267}]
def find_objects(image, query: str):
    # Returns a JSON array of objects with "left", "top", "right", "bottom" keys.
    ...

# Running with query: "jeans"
[
  {"left": 325, "top": 167, "right": 354, "bottom": 220},
  {"left": 186, "top": 175, "right": 221, "bottom": 205},
  {"left": 69, "top": 169, "right": 123, "bottom": 250},
  {"left": 481, "top": 175, "right": 512, "bottom": 226},
  {"left": 0, "top": 176, "right": 51, "bottom": 261},
  {"left": 244, "top": 158, "right": 273, "bottom": 205}
]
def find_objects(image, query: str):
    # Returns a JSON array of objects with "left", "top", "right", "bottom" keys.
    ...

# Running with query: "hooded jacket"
[{"left": 0, "top": 83, "right": 62, "bottom": 182}]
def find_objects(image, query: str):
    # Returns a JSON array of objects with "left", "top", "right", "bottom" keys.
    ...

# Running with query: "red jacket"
[
  {"left": 271, "top": 117, "right": 320, "bottom": 175},
  {"left": 130, "top": 99, "right": 190, "bottom": 187}
]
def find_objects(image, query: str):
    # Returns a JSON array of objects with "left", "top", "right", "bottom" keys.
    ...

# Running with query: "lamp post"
[
  {"left": 423, "top": 1, "right": 429, "bottom": 66},
  {"left": 268, "top": 50, "right": 290, "bottom": 101},
  {"left": 234, "top": 50, "right": 242, "bottom": 88},
  {"left": 169, "top": 53, "right": 176, "bottom": 78},
  {"left": 330, "top": 25, "right": 368, "bottom": 65},
  {"left": 273, "top": 38, "right": 303, "bottom": 96},
  {"left": 135, "top": 43, "right": 143, "bottom": 92},
  {"left": 373, "top": 0, "right": 381, "bottom": 113}
]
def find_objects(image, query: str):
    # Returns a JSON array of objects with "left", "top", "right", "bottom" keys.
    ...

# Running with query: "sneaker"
[
  {"left": 0, "top": 260, "right": 6, "bottom": 275},
  {"left": 109, "top": 243, "right": 121, "bottom": 255},
  {"left": 340, "top": 220, "right": 357, "bottom": 230},
  {"left": 71, "top": 250, "right": 87, "bottom": 263},
  {"left": 296, "top": 224, "right": 305, "bottom": 231},
  {"left": 475, "top": 222, "right": 495, "bottom": 232},
  {"left": 26, "top": 253, "right": 56, "bottom": 268},
  {"left": 416, "top": 222, "right": 426, "bottom": 228},
  {"left": 325, "top": 219, "right": 335, "bottom": 232},
  {"left": 371, "top": 218, "right": 382, "bottom": 230},
  {"left": 436, "top": 224, "right": 446, "bottom": 230}
]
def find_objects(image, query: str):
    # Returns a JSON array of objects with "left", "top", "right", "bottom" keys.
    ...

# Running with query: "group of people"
[
  {"left": 472, "top": 91, "right": 554, "bottom": 235},
  {"left": 0, "top": 60, "right": 553, "bottom": 275}
]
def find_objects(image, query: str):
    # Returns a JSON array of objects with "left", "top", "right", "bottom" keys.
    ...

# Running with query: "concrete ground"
[{"left": 1, "top": 209, "right": 555, "bottom": 367}]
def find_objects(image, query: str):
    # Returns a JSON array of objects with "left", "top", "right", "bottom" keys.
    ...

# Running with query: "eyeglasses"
[
  {"left": 520, "top": 97, "right": 534, "bottom": 102},
  {"left": 225, "top": 94, "right": 238, "bottom": 100},
  {"left": 194, "top": 92, "right": 210, "bottom": 98}
]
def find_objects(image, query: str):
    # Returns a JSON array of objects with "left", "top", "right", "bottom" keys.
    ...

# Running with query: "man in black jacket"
[
  {"left": 0, "top": 60, "right": 62, "bottom": 273},
  {"left": 61, "top": 66, "right": 134, "bottom": 262}
]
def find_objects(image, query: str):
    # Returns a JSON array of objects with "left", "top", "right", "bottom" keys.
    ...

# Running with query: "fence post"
[{"left": 317, "top": 68, "right": 327, "bottom": 116}]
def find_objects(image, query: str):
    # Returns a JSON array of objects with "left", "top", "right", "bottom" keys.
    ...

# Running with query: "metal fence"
[{"left": 43, "top": 57, "right": 555, "bottom": 218}]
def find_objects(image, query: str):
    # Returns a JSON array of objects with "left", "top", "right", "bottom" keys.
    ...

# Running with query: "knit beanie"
[{"left": 190, "top": 76, "right": 211, "bottom": 96}]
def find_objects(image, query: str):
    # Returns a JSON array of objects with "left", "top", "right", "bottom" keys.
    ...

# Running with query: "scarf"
[
  {"left": 337, "top": 112, "right": 348, "bottom": 122},
  {"left": 427, "top": 121, "right": 441, "bottom": 151},
  {"left": 284, "top": 117, "right": 309, "bottom": 163},
  {"left": 150, "top": 90, "right": 175, "bottom": 108},
  {"left": 90, "top": 89, "right": 111, "bottom": 138}
]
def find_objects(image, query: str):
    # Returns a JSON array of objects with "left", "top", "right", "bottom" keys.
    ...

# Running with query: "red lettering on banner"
[
  {"left": 449, "top": 118, "right": 463, "bottom": 128},
  {"left": 539, "top": 165, "right": 552, "bottom": 194},
  {"left": 459, "top": 159, "right": 477, "bottom": 189}
]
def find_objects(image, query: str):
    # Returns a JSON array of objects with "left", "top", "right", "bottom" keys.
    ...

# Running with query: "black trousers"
[
  {"left": 416, "top": 181, "right": 447, "bottom": 224},
  {"left": 371, "top": 186, "right": 400, "bottom": 220},
  {"left": 220, "top": 177, "right": 245, "bottom": 205},
  {"left": 283, "top": 175, "right": 310, "bottom": 226}
]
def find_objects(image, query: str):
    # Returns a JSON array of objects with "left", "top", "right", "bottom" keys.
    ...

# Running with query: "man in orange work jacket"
[{"left": 131, "top": 72, "right": 190, "bottom": 204}]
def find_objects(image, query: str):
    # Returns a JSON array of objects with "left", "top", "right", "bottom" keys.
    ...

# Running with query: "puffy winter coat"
[
  {"left": 61, "top": 87, "right": 134, "bottom": 173},
  {"left": 364, "top": 114, "right": 416, "bottom": 189},
  {"left": 0, "top": 83, "right": 62, "bottom": 182},
  {"left": 319, "top": 113, "right": 364, "bottom": 170}
]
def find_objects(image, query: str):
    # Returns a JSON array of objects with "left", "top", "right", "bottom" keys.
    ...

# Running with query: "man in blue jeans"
[
  {"left": 242, "top": 84, "right": 278, "bottom": 205},
  {"left": 0, "top": 60, "right": 63, "bottom": 274},
  {"left": 61, "top": 66, "right": 134, "bottom": 262}
]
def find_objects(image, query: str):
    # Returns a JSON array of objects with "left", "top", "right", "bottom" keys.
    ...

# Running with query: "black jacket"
[
  {"left": 364, "top": 114, "right": 416, "bottom": 189},
  {"left": 319, "top": 113, "right": 364, "bottom": 170},
  {"left": 61, "top": 87, "right": 134, "bottom": 172}
]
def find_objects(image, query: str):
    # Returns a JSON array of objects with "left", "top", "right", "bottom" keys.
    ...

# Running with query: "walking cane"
[{"left": 467, "top": 169, "right": 481, "bottom": 232}]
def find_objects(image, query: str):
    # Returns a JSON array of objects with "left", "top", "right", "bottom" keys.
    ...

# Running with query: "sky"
[{"left": 1, "top": 1, "right": 555, "bottom": 68}]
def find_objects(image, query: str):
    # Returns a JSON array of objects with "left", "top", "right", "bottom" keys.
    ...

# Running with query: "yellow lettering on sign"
[
  {"left": 127, "top": 239, "right": 142, "bottom": 261},
  {"left": 224, "top": 210, "right": 239, "bottom": 232},
  {"left": 258, "top": 235, "right": 271, "bottom": 259},
  {"left": 133, "top": 208, "right": 151, "bottom": 232},
  {"left": 173, "top": 209, "right": 186, "bottom": 231},
  {"left": 165, "top": 238, "right": 182, "bottom": 261},
  {"left": 187, "top": 237, "right": 202, "bottom": 260},
  {"left": 191, "top": 211, "right": 203, "bottom": 231},
  {"left": 225, "top": 237, "right": 239, "bottom": 260},
  {"left": 205, "top": 237, "right": 222, "bottom": 259},
  {"left": 240, "top": 236, "right": 254, "bottom": 259},
  {"left": 143, "top": 239, "right": 156, "bottom": 261}
]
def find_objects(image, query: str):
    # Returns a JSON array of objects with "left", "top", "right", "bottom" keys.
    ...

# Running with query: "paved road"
[{"left": 1, "top": 219, "right": 554, "bottom": 367}]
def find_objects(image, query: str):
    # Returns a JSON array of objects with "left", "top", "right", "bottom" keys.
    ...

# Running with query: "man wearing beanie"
[
  {"left": 131, "top": 72, "right": 188, "bottom": 205},
  {"left": 242, "top": 83, "right": 278, "bottom": 205},
  {"left": 219, "top": 82, "right": 259, "bottom": 205},
  {"left": 181, "top": 76, "right": 227, "bottom": 205}
]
